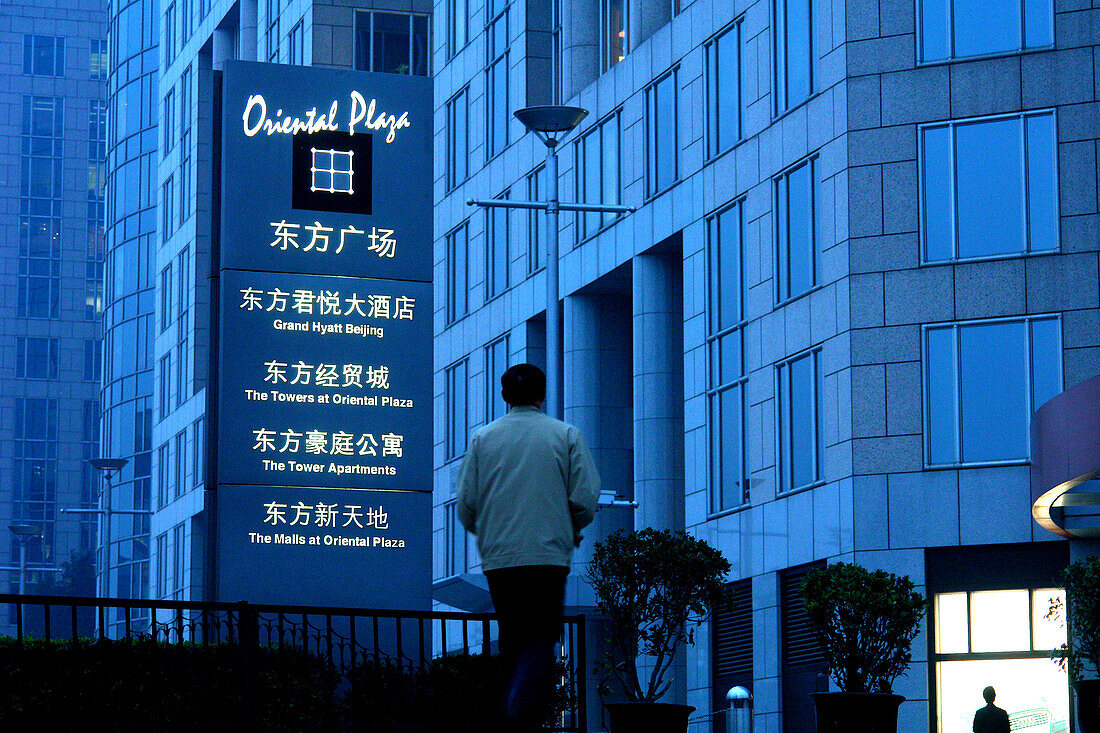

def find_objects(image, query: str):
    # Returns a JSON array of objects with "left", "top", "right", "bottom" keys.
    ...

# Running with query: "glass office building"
[
  {"left": 432, "top": 0, "right": 1098, "bottom": 731},
  {"left": 0, "top": 0, "right": 107, "bottom": 621}
]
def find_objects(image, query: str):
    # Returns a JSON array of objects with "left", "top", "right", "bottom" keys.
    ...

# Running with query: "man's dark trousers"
[{"left": 485, "top": 565, "right": 569, "bottom": 732}]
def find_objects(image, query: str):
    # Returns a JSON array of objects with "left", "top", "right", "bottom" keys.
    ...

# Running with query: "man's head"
[
  {"left": 501, "top": 363, "right": 546, "bottom": 407},
  {"left": 983, "top": 686, "right": 996, "bottom": 704}
]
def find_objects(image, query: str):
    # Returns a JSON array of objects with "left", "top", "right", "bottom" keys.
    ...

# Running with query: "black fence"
[{"left": 0, "top": 593, "right": 587, "bottom": 733}]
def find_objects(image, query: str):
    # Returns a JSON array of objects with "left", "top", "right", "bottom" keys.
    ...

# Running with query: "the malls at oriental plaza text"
[{"left": 246, "top": 499, "right": 407, "bottom": 549}]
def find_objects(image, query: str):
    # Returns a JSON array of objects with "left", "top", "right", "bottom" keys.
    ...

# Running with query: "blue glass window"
[
  {"left": 706, "top": 21, "right": 742, "bottom": 158},
  {"left": 446, "top": 222, "right": 469, "bottom": 323},
  {"left": 646, "top": 71, "right": 679, "bottom": 197},
  {"left": 921, "top": 111, "right": 1058, "bottom": 262},
  {"left": 445, "top": 358, "right": 469, "bottom": 460},
  {"left": 773, "top": 0, "right": 813, "bottom": 113},
  {"left": 574, "top": 111, "right": 622, "bottom": 242},
  {"left": 775, "top": 158, "right": 817, "bottom": 302},
  {"left": 777, "top": 349, "right": 821, "bottom": 493},
  {"left": 924, "top": 316, "right": 1062, "bottom": 466},
  {"left": 919, "top": 0, "right": 1052, "bottom": 62}
]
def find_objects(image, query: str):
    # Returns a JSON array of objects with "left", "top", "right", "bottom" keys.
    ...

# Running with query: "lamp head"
[
  {"left": 513, "top": 106, "right": 589, "bottom": 145},
  {"left": 8, "top": 524, "right": 40, "bottom": 538},
  {"left": 89, "top": 457, "right": 129, "bottom": 473}
]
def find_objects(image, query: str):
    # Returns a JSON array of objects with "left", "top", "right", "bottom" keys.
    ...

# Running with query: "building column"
[
  {"left": 629, "top": 0, "right": 670, "bottom": 54},
  {"left": 632, "top": 250, "right": 684, "bottom": 533},
  {"left": 560, "top": 0, "right": 599, "bottom": 101}
]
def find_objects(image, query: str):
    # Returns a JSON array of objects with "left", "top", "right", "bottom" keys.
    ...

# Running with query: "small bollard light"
[{"left": 726, "top": 686, "right": 753, "bottom": 733}]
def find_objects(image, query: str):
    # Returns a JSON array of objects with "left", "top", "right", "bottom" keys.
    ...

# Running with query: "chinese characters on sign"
[
  {"left": 216, "top": 62, "right": 432, "bottom": 609},
  {"left": 268, "top": 221, "right": 397, "bottom": 258}
]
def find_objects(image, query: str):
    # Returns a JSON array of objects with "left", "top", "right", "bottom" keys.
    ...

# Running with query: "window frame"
[
  {"left": 921, "top": 314, "right": 1063, "bottom": 469},
  {"left": 484, "top": 334, "right": 510, "bottom": 424},
  {"left": 775, "top": 347, "right": 824, "bottom": 495},
  {"left": 485, "top": 189, "right": 510, "bottom": 301},
  {"left": 918, "top": 109, "right": 1060, "bottom": 265},
  {"left": 773, "top": 155, "right": 819, "bottom": 305},
  {"left": 445, "top": 87, "right": 470, "bottom": 191},
  {"left": 526, "top": 164, "right": 546, "bottom": 275},
  {"left": 353, "top": 10, "right": 431, "bottom": 76},
  {"left": 916, "top": 0, "right": 1055, "bottom": 65},
  {"left": 771, "top": 0, "right": 815, "bottom": 116},
  {"left": 706, "top": 199, "right": 751, "bottom": 516},
  {"left": 573, "top": 109, "right": 623, "bottom": 244},
  {"left": 444, "top": 357, "right": 470, "bottom": 462},
  {"left": 445, "top": 220, "right": 470, "bottom": 324},
  {"left": 600, "top": 0, "right": 628, "bottom": 72},
  {"left": 447, "top": 0, "right": 469, "bottom": 58},
  {"left": 705, "top": 19, "right": 744, "bottom": 161},
  {"left": 645, "top": 68, "right": 681, "bottom": 200},
  {"left": 485, "top": 0, "right": 510, "bottom": 159}
]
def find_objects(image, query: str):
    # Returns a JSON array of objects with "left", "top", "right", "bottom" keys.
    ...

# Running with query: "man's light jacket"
[{"left": 456, "top": 405, "right": 601, "bottom": 571}]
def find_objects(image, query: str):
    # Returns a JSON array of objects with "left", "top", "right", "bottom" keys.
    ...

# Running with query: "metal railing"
[{"left": 0, "top": 593, "right": 587, "bottom": 732}]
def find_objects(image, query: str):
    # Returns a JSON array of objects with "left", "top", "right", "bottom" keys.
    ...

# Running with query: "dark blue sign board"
[
  {"left": 220, "top": 62, "right": 432, "bottom": 282},
  {"left": 216, "top": 485, "right": 430, "bottom": 609},
  {"left": 215, "top": 62, "right": 432, "bottom": 610},
  {"left": 219, "top": 269, "right": 431, "bottom": 490}
]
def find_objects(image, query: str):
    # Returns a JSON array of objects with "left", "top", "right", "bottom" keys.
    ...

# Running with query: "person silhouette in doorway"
[{"left": 973, "top": 686, "right": 1011, "bottom": 733}]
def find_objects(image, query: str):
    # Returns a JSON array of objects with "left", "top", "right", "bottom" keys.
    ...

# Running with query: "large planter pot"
[
  {"left": 1076, "top": 680, "right": 1100, "bottom": 733},
  {"left": 810, "top": 692, "right": 905, "bottom": 733},
  {"left": 605, "top": 702, "right": 695, "bottom": 733}
]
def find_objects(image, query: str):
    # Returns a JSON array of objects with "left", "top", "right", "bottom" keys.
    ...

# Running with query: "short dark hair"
[
  {"left": 501, "top": 364, "right": 546, "bottom": 406},
  {"left": 983, "top": 686, "right": 996, "bottom": 703}
]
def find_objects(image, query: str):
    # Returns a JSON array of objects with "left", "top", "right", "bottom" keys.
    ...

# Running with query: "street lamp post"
[
  {"left": 469, "top": 105, "right": 635, "bottom": 420},
  {"left": 8, "top": 524, "right": 40, "bottom": 595},
  {"left": 72, "top": 457, "right": 130, "bottom": 597}
]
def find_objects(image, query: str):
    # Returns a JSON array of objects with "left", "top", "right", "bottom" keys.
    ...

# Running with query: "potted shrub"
[
  {"left": 1050, "top": 555, "right": 1100, "bottom": 733},
  {"left": 799, "top": 562, "right": 925, "bottom": 733},
  {"left": 585, "top": 528, "right": 730, "bottom": 733}
]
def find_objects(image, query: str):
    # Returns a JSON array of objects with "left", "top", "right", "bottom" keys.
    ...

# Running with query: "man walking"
[
  {"left": 457, "top": 363, "right": 601, "bottom": 732},
  {"left": 973, "top": 686, "right": 1011, "bottom": 733}
]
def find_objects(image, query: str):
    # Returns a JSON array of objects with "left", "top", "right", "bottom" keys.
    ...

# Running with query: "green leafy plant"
[
  {"left": 586, "top": 528, "right": 731, "bottom": 703},
  {"left": 1049, "top": 555, "right": 1100, "bottom": 682},
  {"left": 800, "top": 562, "right": 925, "bottom": 694}
]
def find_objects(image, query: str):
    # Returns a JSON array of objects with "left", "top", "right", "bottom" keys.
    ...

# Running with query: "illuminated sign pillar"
[{"left": 213, "top": 62, "right": 432, "bottom": 609}]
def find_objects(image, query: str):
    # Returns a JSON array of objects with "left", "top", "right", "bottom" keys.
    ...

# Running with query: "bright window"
[
  {"left": 924, "top": 316, "right": 1062, "bottom": 466},
  {"left": 933, "top": 589, "right": 1067, "bottom": 733},
  {"left": 919, "top": 0, "right": 1052, "bottom": 62},
  {"left": 601, "top": 0, "right": 627, "bottom": 71},
  {"left": 921, "top": 111, "right": 1058, "bottom": 262}
]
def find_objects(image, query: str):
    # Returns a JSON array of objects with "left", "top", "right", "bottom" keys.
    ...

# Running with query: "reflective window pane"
[
  {"left": 1030, "top": 318, "right": 1062, "bottom": 411},
  {"left": 956, "top": 117, "right": 1024, "bottom": 258},
  {"left": 959, "top": 320, "right": 1028, "bottom": 462},
  {"left": 953, "top": 0, "right": 1020, "bottom": 58},
  {"left": 920, "top": 0, "right": 950, "bottom": 61},
  {"left": 776, "top": 160, "right": 816, "bottom": 301},
  {"left": 921, "top": 125, "right": 953, "bottom": 261},
  {"left": 1024, "top": 0, "right": 1053, "bottom": 48},
  {"left": 788, "top": 352, "right": 817, "bottom": 489},
  {"left": 1026, "top": 113, "right": 1058, "bottom": 251},
  {"left": 925, "top": 327, "right": 958, "bottom": 465}
]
